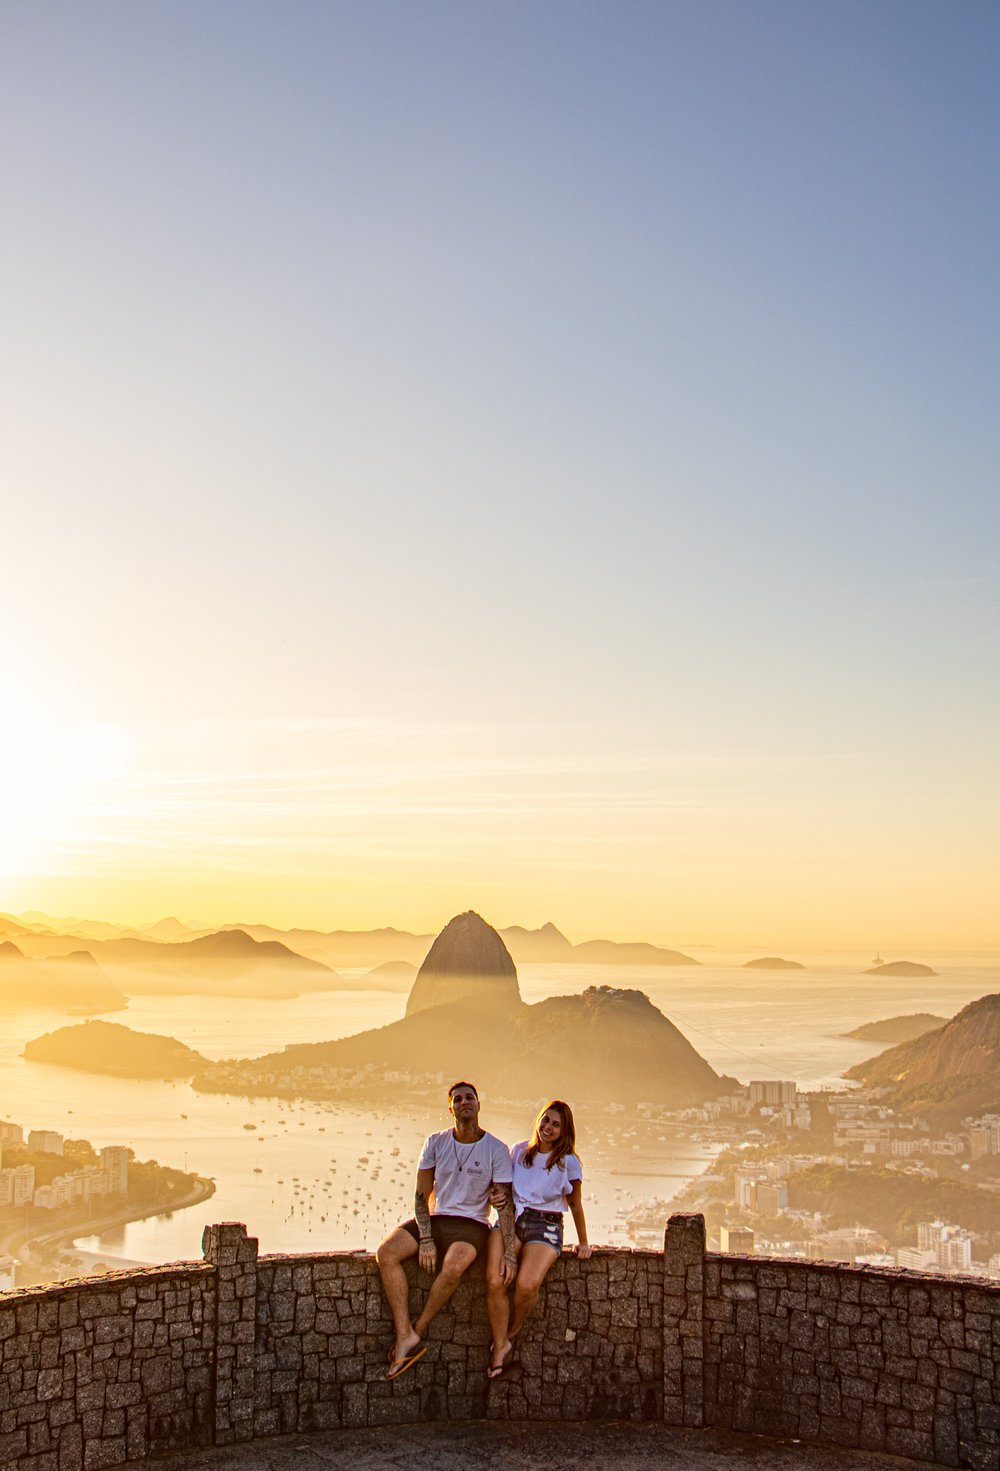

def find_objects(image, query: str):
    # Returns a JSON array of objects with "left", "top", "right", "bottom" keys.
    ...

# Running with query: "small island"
[
  {"left": 25, "top": 1020, "right": 206, "bottom": 1079},
  {"left": 864, "top": 960, "right": 938, "bottom": 977},
  {"left": 742, "top": 957, "right": 805, "bottom": 970},
  {"left": 841, "top": 1013, "right": 948, "bottom": 1045}
]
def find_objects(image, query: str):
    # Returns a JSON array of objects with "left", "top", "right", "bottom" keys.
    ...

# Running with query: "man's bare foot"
[
  {"left": 487, "top": 1338, "right": 513, "bottom": 1379},
  {"left": 390, "top": 1329, "right": 421, "bottom": 1365}
]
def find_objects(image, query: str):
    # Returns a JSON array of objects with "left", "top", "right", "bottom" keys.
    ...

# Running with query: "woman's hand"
[
  {"left": 575, "top": 1243, "right": 593, "bottom": 1260},
  {"left": 418, "top": 1238, "right": 437, "bottom": 1275},
  {"left": 488, "top": 1182, "right": 507, "bottom": 1209}
]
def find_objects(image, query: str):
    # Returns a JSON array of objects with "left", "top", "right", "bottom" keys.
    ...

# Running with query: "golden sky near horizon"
[
  {"left": 1, "top": 684, "right": 996, "bottom": 950},
  {"left": 2, "top": 8, "right": 998, "bottom": 952}
]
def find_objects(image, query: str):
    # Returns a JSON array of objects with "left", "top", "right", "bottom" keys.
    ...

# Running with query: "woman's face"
[{"left": 537, "top": 1108, "right": 564, "bottom": 1147}]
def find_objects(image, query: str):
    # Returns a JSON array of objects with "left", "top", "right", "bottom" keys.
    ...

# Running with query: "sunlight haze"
[{"left": 2, "top": 1, "right": 997, "bottom": 949}]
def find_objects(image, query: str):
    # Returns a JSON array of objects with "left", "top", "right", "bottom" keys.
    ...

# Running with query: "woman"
[{"left": 485, "top": 1099, "right": 592, "bottom": 1378}]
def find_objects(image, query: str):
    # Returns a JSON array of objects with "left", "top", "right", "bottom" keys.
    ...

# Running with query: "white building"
[
  {"left": 749, "top": 1080, "right": 798, "bottom": 1108},
  {"left": 100, "top": 1147, "right": 129, "bottom": 1194},
  {"left": 0, "top": 1122, "right": 23, "bottom": 1147},
  {"left": 0, "top": 1254, "right": 15, "bottom": 1291},
  {"left": 12, "top": 1165, "right": 35, "bottom": 1207},
  {"left": 27, "top": 1130, "right": 64, "bottom": 1156}
]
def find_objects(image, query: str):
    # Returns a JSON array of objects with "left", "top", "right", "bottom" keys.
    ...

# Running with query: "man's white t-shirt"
[
  {"left": 511, "top": 1140, "right": 583, "bottom": 1217},
  {"left": 418, "top": 1129, "right": 513, "bottom": 1225}
]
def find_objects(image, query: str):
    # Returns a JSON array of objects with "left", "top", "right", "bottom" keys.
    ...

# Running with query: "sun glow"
[{"left": 0, "top": 693, "right": 131, "bottom": 876}]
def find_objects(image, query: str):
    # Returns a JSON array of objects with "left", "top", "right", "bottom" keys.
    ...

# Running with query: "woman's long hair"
[{"left": 523, "top": 1099, "right": 579, "bottom": 1172}]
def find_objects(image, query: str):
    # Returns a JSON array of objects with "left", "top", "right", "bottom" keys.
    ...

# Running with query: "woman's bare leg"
[{"left": 508, "top": 1242, "right": 559, "bottom": 1339}]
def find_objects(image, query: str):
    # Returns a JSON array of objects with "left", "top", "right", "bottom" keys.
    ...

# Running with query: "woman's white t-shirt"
[{"left": 511, "top": 1140, "right": 583, "bottom": 1217}]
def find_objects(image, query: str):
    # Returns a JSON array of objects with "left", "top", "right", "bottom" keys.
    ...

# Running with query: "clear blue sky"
[{"left": 2, "top": 1, "right": 997, "bottom": 944}]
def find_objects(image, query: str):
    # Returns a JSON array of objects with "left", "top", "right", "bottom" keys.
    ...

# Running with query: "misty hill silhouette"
[
  {"left": 7, "top": 910, "right": 699, "bottom": 972},
  {"left": 842, "top": 1013, "right": 947, "bottom": 1045},
  {"left": 844, "top": 993, "right": 1000, "bottom": 1125},
  {"left": 864, "top": 960, "right": 937, "bottom": 977},
  {"left": 195, "top": 912, "right": 728, "bottom": 1106},
  {"left": 406, "top": 912, "right": 521, "bottom": 1017},
  {"left": 213, "top": 920, "right": 697, "bottom": 970},
  {"left": 743, "top": 957, "right": 804, "bottom": 970},
  {"left": 0, "top": 943, "right": 125, "bottom": 1014},
  {"left": 25, "top": 1020, "right": 206, "bottom": 1078}
]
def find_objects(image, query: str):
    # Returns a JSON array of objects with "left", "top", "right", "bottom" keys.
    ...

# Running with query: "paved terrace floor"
[{"left": 125, "top": 1421, "right": 926, "bottom": 1471}]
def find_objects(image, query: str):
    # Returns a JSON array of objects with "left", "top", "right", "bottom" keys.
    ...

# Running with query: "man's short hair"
[{"left": 448, "top": 1080, "right": 479, "bottom": 1100}]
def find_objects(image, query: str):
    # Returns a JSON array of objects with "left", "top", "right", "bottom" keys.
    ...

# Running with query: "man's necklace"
[{"left": 451, "top": 1131, "right": 483, "bottom": 1173}]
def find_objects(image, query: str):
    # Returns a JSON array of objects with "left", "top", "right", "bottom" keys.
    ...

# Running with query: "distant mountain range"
[
  {"left": 2, "top": 910, "right": 699, "bottom": 972},
  {"left": 844, "top": 993, "right": 1000, "bottom": 1126}
]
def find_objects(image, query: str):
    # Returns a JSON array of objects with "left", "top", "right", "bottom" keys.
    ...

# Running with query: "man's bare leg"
[
  {"left": 412, "top": 1241, "right": 477, "bottom": 1338},
  {"left": 375, "top": 1227, "right": 421, "bottom": 1362}
]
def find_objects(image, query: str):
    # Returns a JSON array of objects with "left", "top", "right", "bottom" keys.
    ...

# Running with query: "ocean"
[{"left": 0, "top": 947, "right": 994, "bottom": 1267}]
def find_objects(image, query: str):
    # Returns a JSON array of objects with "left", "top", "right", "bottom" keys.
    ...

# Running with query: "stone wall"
[
  {"left": 252, "top": 1234, "right": 662, "bottom": 1435},
  {"left": 0, "top": 1217, "right": 997, "bottom": 1470},
  {"left": 0, "top": 1264, "right": 214, "bottom": 1469},
  {"left": 698, "top": 1231, "right": 1000, "bottom": 1469}
]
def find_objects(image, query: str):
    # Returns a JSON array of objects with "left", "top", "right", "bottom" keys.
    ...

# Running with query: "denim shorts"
[{"left": 516, "top": 1207, "right": 563, "bottom": 1252}]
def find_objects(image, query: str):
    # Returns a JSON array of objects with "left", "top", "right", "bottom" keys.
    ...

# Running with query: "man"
[{"left": 375, "top": 1080, "right": 516, "bottom": 1379}]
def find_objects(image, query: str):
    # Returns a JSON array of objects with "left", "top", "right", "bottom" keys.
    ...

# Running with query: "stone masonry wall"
[
  {"left": 0, "top": 1265, "right": 214, "bottom": 1470},
  {"left": 0, "top": 1216, "right": 998, "bottom": 1470},
  {"left": 252, "top": 1239, "right": 662, "bottom": 1436},
  {"left": 669, "top": 1215, "right": 999, "bottom": 1471}
]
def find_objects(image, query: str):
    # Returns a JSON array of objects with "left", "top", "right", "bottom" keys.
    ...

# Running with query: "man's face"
[{"left": 449, "top": 1086, "right": 480, "bottom": 1126}]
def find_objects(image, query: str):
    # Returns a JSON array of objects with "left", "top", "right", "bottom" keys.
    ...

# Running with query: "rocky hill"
[
  {"left": 24, "top": 1020, "right": 206, "bottom": 1079},
  {"left": 405, "top": 912, "right": 522, "bottom": 1016},
  {"left": 194, "top": 913, "right": 729, "bottom": 1108},
  {"left": 842, "top": 1013, "right": 948, "bottom": 1045},
  {"left": 0, "top": 946, "right": 125, "bottom": 1014},
  {"left": 844, "top": 993, "right": 1000, "bottom": 1125}
]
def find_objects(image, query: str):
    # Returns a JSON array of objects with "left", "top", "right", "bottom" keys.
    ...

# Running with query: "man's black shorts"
[{"left": 400, "top": 1213, "right": 490, "bottom": 1265}]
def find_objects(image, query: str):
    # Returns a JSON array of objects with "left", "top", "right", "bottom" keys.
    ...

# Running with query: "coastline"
[{"left": 0, "top": 1174, "right": 216, "bottom": 1282}]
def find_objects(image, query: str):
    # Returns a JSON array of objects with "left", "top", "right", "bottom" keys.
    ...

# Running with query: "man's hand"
[
  {"left": 418, "top": 1237, "right": 437, "bottom": 1275},
  {"left": 499, "top": 1250, "right": 517, "bottom": 1286}
]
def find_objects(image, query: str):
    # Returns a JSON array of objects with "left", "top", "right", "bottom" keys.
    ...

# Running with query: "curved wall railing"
[{"left": 0, "top": 1215, "right": 996, "bottom": 1470}]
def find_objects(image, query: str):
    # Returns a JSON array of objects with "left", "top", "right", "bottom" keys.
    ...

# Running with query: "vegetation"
[{"left": 788, "top": 1164, "right": 1000, "bottom": 1249}]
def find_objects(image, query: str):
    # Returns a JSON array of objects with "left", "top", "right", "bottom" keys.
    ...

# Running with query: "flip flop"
[
  {"left": 386, "top": 1343, "right": 428, "bottom": 1381},
  {"left": 487, "top": 1340, "right": 513, "bottom": 1379}
]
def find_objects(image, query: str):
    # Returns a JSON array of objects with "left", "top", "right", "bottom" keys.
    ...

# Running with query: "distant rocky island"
[
  {"left": 864, "top": 960, "right": 937, "bottom": 977},
  {"left": 844, "top": 993, "right": 1000, "bottom": 1126},
  {"left": 842, "top": 1014, "right": 948, "bottom": 1045},
  {"left": 25, "top": 1021, "right": 207, "bottom": 1079},
  {"left": 742, "top": 957, "right": 804, "bottom": 970}
]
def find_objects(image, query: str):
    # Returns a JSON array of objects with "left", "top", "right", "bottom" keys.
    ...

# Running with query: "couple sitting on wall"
[{"left": 376, "top": 1080, "right": 591, "bottom": 1381}]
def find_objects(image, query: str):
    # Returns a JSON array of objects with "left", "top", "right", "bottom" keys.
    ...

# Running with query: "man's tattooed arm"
[
  {"left": 415, "top": 1167, "right": 436, "bottom": 1273},
  {"left": 496, "top": 1183, "right": 517, "bottom": 1279}
]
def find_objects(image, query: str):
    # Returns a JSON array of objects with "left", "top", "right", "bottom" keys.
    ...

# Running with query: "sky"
[{"left": 1, "top": 1, "right": 997, "bottom": 948}]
